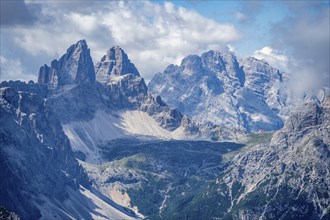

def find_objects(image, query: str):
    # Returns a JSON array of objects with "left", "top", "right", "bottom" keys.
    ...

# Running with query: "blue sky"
[
  {"left": 0, "top": 0, "right": 329, "bottom": 88},
  {"left": 173, "top": 1, "right": 283, "bottom": 54}
]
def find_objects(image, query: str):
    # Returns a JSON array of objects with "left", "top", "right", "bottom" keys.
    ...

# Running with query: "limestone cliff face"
[
  {"left": 149, "top": 50, "right": 287, "bottom": 132},
  {"left": 1, "top": 39, "right": 329, "bottom": 220},
  {"left": 95, "top": 46, "right": 140, "bottom": 84},
  {"left": 38, "top": 40, "right": 95, "bottom": 87},
  {"left": 37, "top": 41, "right": 187, "bottom": 131},
  {"left": 178, "top": 94, "right": 330, "bottom": 219},
  {"left": 93, "top": 46, "right": 187, "bottom": 132},
  {"left": 0, "top": 86, "right": 90, "bottom": 219}
]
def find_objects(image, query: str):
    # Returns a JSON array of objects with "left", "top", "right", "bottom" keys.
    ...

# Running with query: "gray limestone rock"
[
  {"left": 95, "top": 46, "right": 140, "bottom": 84},
  {"left": 140, "top": 95, "right": 184, "bottom": 132},
  {"left": 0, "top": 86, "right": 90, "bottom": 219},
  {"left": 1, "top": 39, "right": 329, "bottom": 220},
  {"left": 149, "top": 50, "right": 287, "bottom": 133},
  {"left": 178, "top": 95, "right": 330, "bottom": 219},
  {"left": 106, "top": 73, "right": 147, "bottom": 109},
  {"left": 38, "top": 40, "right": 95, "bottom": 87},
  {"left": 93, "top": 46, "right": 188, "bottom": 132},
  {"left": 0, "top": 87, "right": 19, "bottom": 108}
]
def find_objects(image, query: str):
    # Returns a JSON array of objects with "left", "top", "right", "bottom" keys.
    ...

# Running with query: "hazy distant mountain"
[
  {"left": 149, "top": 51, "right": 291, "bottom": 133},
  {"left": 1, "top": 40, "right": 329, "bottom": 219}
]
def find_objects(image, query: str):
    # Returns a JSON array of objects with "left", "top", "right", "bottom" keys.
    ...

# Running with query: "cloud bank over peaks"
[
  {"left": 270, "top": 1, "right": 330, "bottom": 96},
  {"left": 4, "top": 1, "right": 241, "bottom": 81},
  {"left": 253, "top": 47, "right": 290, "bottom": 72}
]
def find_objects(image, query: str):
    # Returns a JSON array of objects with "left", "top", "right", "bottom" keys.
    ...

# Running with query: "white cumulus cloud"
[
  {"left": 270, "top": 2, "right": 330, "bottom": 96},
  {"left": 253, "top": 46, "right": 290, "bottom": 72},
  {"left": 0, "top": 56, "right": 36, "bottom": 82},
  {"left": 2, "top": 1, "right": 241, "bottom": 81}
]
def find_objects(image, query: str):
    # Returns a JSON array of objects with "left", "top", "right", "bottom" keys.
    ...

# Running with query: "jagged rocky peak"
[
  {"left": 38, "top": 39, "right": 95, "bottom": 87},
  {"left": 176, "top": 94, "right": 330, "bottom": 219},
  {"left": 95, "top": 46, "right": 149, "bottom": 109},
  {"left": 286, "top": 95, "right": 329, "bottom": 132},
  {"left": 200, "top": 50, "right": 226, "bottom": 76},
  {"left": 180, "top": 55, "right": 203, "bottom": 76},
  {"left": 95, "top": 46, "right": 140, "bottom": 84},
  {"left": 242, "top": 56, "right": 282, "bottom": 85},
  {"left": 148, "top": 49, "right": 287, "bottom": 133},
  {"left": 201, "top": 50, "right": 245, "bottom": 87}
]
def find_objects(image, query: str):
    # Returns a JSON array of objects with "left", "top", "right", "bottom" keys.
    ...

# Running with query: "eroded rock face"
[
  {"left": 0, "top": 86, "right": 90, "bottom": 219},
  {"left": 0, "top": 206, "right": 20, "bottom": 220},
  {"left": 0, "top": 41, "right": 202, "bottom": 218},
  {"left": 93, "top": 47, "right": 189, "bottom": 132},
  {"left": 36, "top": 42, "right": 184, "bottom": 131},
  {"left": 38, "top": 63, "right": 59, "bottom": 88},
  {"left": 106, "top": 74, "right": 148, "bottom": 109},
  {"left": 95, "top": 46, "right": 140, "bottom": 84},
  {"left": 178, "top": 95, "right": 330, "bottom": 219},
  {"left": 38, "top": 40, "right": 95, "bottom": 87},
  {"left": 0, "top": 87, "right": 19, "bottom": 108},
  {"left": 149, "top": 50, "right": 287, "bottom": 132},
  {"left": 35, "top": 42, "right": 193, "bottom": 132},
  {"left": 1, "top": 39, "right": 329, "bottom": 220},
  {"left": 140, "top": 95, "right": 184, "bottom": 132}
]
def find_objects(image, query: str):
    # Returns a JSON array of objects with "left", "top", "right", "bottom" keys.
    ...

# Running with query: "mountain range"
[
  {"left": 149, "top": 50, "right": 291, "bottom": 133},
  {"left": 0, "top": 39, "right": 329, "bottom": 219}
]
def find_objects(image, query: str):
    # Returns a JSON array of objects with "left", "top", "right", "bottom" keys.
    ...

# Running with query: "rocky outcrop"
[
  {"left": 46, "top": 82, "right": 104, "bottom": 123},
  {"left": 94, "top": 47, "right": 189, "bottom": 132},
  {"left": 106, "top": 74, "right": 148, "bottom": 109},
  {"left": 95, "top": 46, "right": 146, "bottom": 109},
  {"left": 140, "top": 95, "right": 184, "bottom": 132},
  {"left": 0, "top": 86, "right": 90, "bottom": 219},
  {"left": 0, "top": 80, "right": 48, "bottom": 98},
  {"left": 1, "top": 39, "right": 329, "bottom": 219},
  {"left": 0, "top": 206, "right": 20, "bottom": 220},
  {"left": 148, "top": 50, "right": 287, "bottom": 132},
  {"left": 177, "top": 94, "right": 330, "bottom": 219},
  {"left": 37, "top": 42, "right": 194, "bottom": 133},
  {"left": 95, "top": 46, "right": 140, "bottom": 84},
  {"left": 38, "top": 40, "right": 95, "bottom": 87}
]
